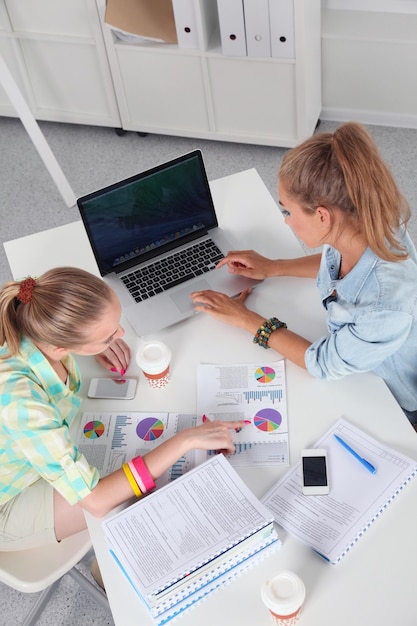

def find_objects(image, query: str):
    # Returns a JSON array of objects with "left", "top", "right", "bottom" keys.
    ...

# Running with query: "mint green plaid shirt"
[{"left": 0, "top": 337, "right": 99, "bottom": 505}]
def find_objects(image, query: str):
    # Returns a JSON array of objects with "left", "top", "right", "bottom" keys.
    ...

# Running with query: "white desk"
[{"left": 5, "top": 169, "right": 417, "bottom": 626}]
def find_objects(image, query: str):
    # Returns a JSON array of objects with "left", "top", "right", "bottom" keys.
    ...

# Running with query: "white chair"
[{"left": 0, "top": 529, "right": 109, "bottom": 626}]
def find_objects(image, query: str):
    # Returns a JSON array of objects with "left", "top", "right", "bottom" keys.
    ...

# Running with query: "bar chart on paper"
[
  {"left": 244, "top": 389, "right": 283, "bottom": 403},
  {"left": 197, "top": 361, "right": 289, "bottom": 467}
]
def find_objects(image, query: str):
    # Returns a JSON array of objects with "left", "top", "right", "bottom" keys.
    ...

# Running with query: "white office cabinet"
[
  {"left": 110, "top": 47, "right": 210, "bottom": 133},
  {"left": 208, "top": 59, "right": 296, "bottom": 140},
  {"left": 100, "top": 0, "right": 321, "bottom": 147},
  {"left": 0, "top": 0, "right": 120, "bottom": 126}
]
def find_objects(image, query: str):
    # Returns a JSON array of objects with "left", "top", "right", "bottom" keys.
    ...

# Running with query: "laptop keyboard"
[{"left": 121, "top": 239, "right": 225, "bottom": 302}]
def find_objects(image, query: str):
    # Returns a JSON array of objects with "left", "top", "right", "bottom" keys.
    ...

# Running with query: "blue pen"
[{"left": 334, "top": 434, "right": 377, "bottom": 474}]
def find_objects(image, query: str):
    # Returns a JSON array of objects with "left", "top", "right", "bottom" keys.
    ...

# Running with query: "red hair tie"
[{"left": 16, "top": 277, "right": 36, "bottom": 304}]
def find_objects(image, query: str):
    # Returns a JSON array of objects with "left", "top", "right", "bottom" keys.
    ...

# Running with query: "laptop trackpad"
[{"left": 170, "top": 279, "right": 211, "bottom": 313}]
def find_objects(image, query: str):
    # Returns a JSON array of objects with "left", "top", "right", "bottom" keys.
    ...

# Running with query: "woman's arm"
[
  {"left": 191, "top": 287, "right": 311, "bottom": 370},
  {"left": 78, "top": 419, "right": 245, "bottom": 518},
  {"left": 216, "top": 250, "right": 321, "bottom": 280}
]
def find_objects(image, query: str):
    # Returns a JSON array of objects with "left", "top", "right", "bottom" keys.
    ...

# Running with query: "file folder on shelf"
[
  {"left": 172, "top": 0, "right": 199, "bottom": 49},
  {"left": 216, "top": 0, "right": 247, "bottom": 57},
  {"left": 105, "top": 0, "right": 178, "bottom": 43},
  {"left": 243, "top": 0, "right": 271, "bottom": 58},
  {"left": 269, "top": 0, "right": 295, "bottom": 59}
]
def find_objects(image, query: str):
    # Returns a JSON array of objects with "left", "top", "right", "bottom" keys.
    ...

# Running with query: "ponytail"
[
  {"left": 0, "top": 267, "right": 113, "bottom": 357},
  {"left": 279, "top": 121, "right": 410, "bottom": 261}
]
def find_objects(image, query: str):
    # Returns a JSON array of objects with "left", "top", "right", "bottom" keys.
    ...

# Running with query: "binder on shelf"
[
  {"left": 269, "top": 0, "right": 295, "bottom": 59},
  {"left": 243, "top": 0, "right": 271, "bottom": 58},
  {"left": 216, "top": 0, "right": 247, "bottom": 57},
  {"left": 172, "top": 0, "right": 199, "bottom": 49}
]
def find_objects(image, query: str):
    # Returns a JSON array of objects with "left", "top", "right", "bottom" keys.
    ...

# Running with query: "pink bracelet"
[
  {"left": 131, "top": 456, "right": 156, "bottom": 492},
  {"left": 128, "top": 460, "right": 147, "bottom": 494}
]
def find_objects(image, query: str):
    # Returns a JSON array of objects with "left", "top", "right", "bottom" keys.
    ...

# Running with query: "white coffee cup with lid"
[
  {"left": 261, "top": 571, "right": 305, "bottom": 625},
  {"left": 136, "top": 340, "right": 171, "bottom": 389}
]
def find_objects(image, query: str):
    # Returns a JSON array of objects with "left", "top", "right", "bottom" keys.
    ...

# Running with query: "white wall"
[
  {"left": 322, "top": 0, "right": 417, "bottom": 13},
  {"left": 321, "top": 3, "right": 417, "bottom": 128}
]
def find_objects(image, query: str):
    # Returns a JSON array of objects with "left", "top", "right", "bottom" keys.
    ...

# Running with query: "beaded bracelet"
[
  {"left": 253, "top": 317, "right": 287, "bottom": 349},
  {"left": 131, "top": 456, "right": 156, "bottom": 492},
  {"left": 122, "top": 463, "right": 142, "bottom": 498}
]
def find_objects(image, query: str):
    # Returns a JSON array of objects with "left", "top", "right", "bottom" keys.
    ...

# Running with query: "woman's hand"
[
  {"left": 183, "top": 419, "right": 248, "bottom": 455},
  {"left": 94, "top": 338, "right": 131, "bottom": 375},
  {"left": 216, "top": 250, "right": 278, "bottom": 280},
  {"left": 122, "top": 418, "right": 250, "bottom": 493},
  {"left": 191, "top": 288, "right": 263, "bottom": 332}
]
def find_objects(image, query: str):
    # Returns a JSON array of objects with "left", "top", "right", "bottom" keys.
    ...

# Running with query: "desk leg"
[{"left": 0, "top": 55, "right": 77, "bottom": 208}]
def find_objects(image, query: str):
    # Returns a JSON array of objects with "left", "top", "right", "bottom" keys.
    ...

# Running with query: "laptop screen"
[{"left": 77, "top": 150, "right": 217, "bottom": 276}]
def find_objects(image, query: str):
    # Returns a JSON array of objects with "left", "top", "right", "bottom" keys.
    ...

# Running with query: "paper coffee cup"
[
  {"left": 136, "top": 341, "right": 171, "bottom": 389},
  {"left": 261, "top": 571, "right": 305, "bottom": 625}
]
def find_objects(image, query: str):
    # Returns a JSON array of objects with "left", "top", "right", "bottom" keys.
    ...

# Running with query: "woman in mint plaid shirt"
[{"left": 0, "top": 267, "right": 242, "bottom": 552}]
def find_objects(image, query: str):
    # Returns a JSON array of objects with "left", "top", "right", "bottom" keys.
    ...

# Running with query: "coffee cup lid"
[
  {"left": 261, "top": 571, "right": 305, "bottom": 616},
  {"left": 136, "top": 341, "right": 171, "bottom": 374}
]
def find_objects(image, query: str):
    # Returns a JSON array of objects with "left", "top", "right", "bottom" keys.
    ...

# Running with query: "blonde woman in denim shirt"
[{"left": 192, "top": 122, "right": 417, "bottom": 426}]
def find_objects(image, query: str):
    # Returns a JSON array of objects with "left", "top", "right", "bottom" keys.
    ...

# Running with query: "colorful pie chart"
[
  {"left": 136, "top": 417, "right": 165, "bottom": 441},
  {"left": 83, "top": 420, "right": 105, "bottom": 439},
  {"left": 254, "top": 408, "right": 282, "bottom": 432},
  {"left": 254, "top": 366, "right": 276, "bottom": 383}
]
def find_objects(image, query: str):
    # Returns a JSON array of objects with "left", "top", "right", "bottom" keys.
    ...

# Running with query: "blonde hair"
[
  {"left": 279, "top": 121, "right": 410, "bottom": 261},
  {"left": 0, "top": 266, "right": 113, "bottom": 357}
]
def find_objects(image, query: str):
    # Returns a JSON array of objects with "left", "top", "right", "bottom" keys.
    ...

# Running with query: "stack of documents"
[
  {"left": 262, "top": 418, "right": 417, "bottom": 565},
  {"left": 103, "top": 455, "right": 280, "bottom": 624}
]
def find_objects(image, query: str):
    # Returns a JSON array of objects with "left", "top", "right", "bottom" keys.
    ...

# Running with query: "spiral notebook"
[
  {"left": 262, "top": 417, "right": 417, "bottom": 565},
  {"left": 103, "top": 454, "right": 280, "bottom": 623}
]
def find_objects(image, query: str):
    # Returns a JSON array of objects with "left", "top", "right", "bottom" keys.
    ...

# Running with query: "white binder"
[
  {"left": 216, "top": 0, "right": 247, "bottom": 57},
  {"left": 243, "top": 0, "right": 271, "bottom": 58},
  {"left": 172, "top": 0, "right": 199, "bottom": 49},
  {"left": 269, "top": 0, "right": 295, "bottom": 59}
]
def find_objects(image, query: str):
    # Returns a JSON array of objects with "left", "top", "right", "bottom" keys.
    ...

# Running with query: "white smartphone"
[
  {"left": 301, "top": 448, "right": 329, "bottom": 496},
  {"left": 87, "top": 377, "right": 138, "bottom": 400}
]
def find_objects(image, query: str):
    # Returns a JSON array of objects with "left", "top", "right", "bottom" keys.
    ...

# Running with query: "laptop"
[{"left": 77, "top": 150, "right": 260, "bottom": 336}]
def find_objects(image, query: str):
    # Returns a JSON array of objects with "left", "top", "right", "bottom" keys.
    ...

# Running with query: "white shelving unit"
[
  {"left": 96, "top": 0, "right": 321, "bottom": 148},
  {"left": 0, "top": 0, "right": 120, "bottom": 127},
  {"left": 0, "top": 0, "right": 321, "bottom": 148}
]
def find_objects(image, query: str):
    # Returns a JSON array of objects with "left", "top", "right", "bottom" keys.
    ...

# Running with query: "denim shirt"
[{"left": 304, "top": 232, "right": 417, "bottom": 412}]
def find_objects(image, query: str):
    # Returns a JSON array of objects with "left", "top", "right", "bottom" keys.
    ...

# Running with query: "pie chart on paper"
[
  {"left": 83, "top": 420, "right": 105, "bottom": 439},
  {"left": 254, "top": 366, "right": 276, "bottom": 383},
  {"left": 254, "top": 408, "right": 282, "bottom": 432},
  {"left": 136, "top": 417, "right": 165, "bottom": 441}
]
